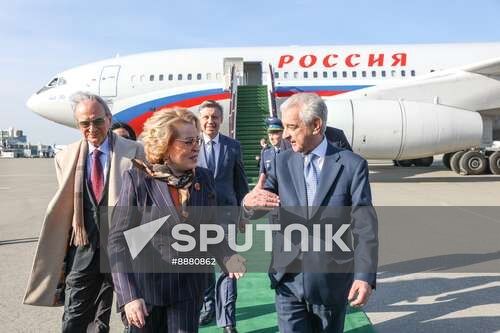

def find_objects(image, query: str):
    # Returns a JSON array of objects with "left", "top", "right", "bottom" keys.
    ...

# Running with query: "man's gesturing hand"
[
  {"left": 348, "top": 280, "right": 372, "bottom": 308},
  {"left": 243, "top": 174, "right": 280, "bottom": 210},
  {"left": 124, "top": 298, "right": 149, "bottom": 328}
]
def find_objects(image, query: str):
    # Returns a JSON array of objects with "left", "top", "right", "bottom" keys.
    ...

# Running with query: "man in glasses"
[
  {"left": 197, "top": 100, "right": 249, "bottom": 333},
  {"left": 24, "top": 92, "right": 144, "bottom": 333}
]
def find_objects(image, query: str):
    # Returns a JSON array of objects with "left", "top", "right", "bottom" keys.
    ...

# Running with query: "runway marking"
[
  {"left": 0, "top": 174, "right": 52, "bottom": 177},
  {"left": 454, "top": 206, "right": 500, "bottom": 224},
  {"left": 0, "top": 237, "right": 39, "bottom": 246},
  {"left": 422, "top": 304, "right": 500, "bottom": 321},
  {"left": 391, "top": 281, "right": 500, "bottom": 306},
  {"left": 366, "top": 311, "right": 415, "bottom": 325}
]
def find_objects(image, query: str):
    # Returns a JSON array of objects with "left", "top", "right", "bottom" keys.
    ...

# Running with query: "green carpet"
[{"left": 199, "top": 273, "right": 375, "bottom": 333}]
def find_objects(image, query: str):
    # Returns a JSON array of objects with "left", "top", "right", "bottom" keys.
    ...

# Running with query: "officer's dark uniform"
[{"left": 259, "top": 118, "right": 290, "bottom": 175}]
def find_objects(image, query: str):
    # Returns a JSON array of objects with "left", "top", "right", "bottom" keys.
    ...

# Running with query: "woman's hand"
[
  {"left": 225, "top": 254, "right": 247, "bottom": 279},
  {"left": 124, "top": 298, "right": 149, "bottom": 328}
]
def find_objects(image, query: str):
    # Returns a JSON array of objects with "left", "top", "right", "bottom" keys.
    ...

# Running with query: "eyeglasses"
[
  {"left": 78, "top": 117, "right": 106, "bottom": 128},
  {"left": 175, "top": 136, "right": 202, "bottom": 147}
]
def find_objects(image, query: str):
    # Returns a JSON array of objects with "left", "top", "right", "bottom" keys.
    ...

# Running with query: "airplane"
[{"left": 26, "top": 42, "right": 500, "bottom": 176}]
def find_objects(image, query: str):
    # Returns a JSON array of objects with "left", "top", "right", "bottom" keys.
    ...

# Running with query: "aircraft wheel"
[
  {"left": 442, "top": 152, "right": 454, "bottom": 170},
  {"left": 459, "top": 151, "right": 488, "bottom": 175},
  {"left": 489, "top": 151, "right": 500, "bottom": 175},
  {"left": 413, "top": 156, "right": 434, "bottom": 167},
  {"left": 450, "top": 151, "right": 465, "bottom": 173},
  {"left": 395, "top": 159, "right": 413, "bottom": 167}
]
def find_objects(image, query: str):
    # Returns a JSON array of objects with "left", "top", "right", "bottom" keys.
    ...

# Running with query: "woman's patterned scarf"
[{"left": 132, "top": 159, "right": 194, "bottom": 217}]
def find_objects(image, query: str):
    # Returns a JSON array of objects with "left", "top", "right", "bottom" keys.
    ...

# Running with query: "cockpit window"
[
  {"left": 37, "top": 77, "right": 66, "bottom": 94},
  {"left": 47, "top": 78, "right": 59, "bottom": 87}
]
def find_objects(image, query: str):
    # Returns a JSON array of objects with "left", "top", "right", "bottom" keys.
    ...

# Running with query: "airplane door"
[
  {"left": 99, "top": 65, "right": 120, "bottom": 97},
  {"left": 243, "top": 62, "right": 262, "bottom": 85},
  {"left": 223, "top": 58, "right": 244, "bottom": 90}
]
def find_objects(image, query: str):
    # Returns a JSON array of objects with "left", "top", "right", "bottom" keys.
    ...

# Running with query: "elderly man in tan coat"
[{"left": 23, "top": 92, "right": 144, "bottom": 333}]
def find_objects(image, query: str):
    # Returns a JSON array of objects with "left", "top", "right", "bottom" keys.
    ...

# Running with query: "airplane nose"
[
  {"left": 26, "top": 92, "right": 75, "bottom": 127},
  {"left": 26, "top": 94, "right": 39, "bottom": 114}
]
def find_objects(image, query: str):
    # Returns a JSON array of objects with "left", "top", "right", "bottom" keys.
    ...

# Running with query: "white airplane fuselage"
[{"left": 27, "top": 43, "right": 500, "bottom": 160}]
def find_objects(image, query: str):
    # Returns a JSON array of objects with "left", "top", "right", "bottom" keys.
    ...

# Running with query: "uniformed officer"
[{"left": 259, "top": 117, "right": 291, "bottom": 176}]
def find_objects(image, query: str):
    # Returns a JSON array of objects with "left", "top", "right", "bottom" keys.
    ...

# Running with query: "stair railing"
[
  {"left": 266, "top": 63, "right": 278, "bottom": 118},
  {"left": 228, "top": 65, "right": 239, "bottom": 139}
]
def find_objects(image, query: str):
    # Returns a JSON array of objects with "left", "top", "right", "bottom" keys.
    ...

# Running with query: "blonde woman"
[{"left": 108, "top": 108, "right": 245, "bottom": 332}]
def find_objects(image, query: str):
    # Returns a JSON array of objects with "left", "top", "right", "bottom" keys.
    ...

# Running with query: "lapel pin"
[{"left": 194, "top": 182, "right": 201, "bottom": 191}]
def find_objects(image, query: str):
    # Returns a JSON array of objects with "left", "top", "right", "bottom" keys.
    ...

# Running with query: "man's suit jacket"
[
  {"left": 263, "top": 140, "right": 378, "bottom": 305},
  {"left": 23, "top": 134, "right": 144, "bottom": 306},
  {"left": 108, "top": 166, "right": 232, "bottom": 308},
  {"left": 197, "top": 134, "right": 249, "bottom": 220},
  {"left": 325, "top": 126, "right": 352, "bottom": 151}
]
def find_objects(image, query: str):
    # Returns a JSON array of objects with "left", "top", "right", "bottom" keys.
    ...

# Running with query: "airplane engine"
[{"left": 325, "top": 99, "right": 482, "bottom": 160}]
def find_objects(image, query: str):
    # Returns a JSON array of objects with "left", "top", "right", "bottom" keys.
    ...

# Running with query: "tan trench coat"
[{"left": 23, "top": 134, "right": 144, "bottom": 306}]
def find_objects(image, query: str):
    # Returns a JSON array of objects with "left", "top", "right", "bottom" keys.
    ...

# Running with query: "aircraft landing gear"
[
  {"left": 488, "top": 151, "right": 500, "bottom": 175},
  {"left": 394, "top": 159, "right": 413, "bottom": 167},
  {"left": 393, "top": 156, "right": 434, "bottom": 167},
  {"left": 459, "top": 151, "right": 488, "bottom": 175},
  {"left": 450, "top": 151, "right": 466, "bottom": 173},
  {"left": 442, "top": 152, "right": 454, "bottom": 170},
  {"left": 445, "top": 149, "right": 500, "bottom": 175}
]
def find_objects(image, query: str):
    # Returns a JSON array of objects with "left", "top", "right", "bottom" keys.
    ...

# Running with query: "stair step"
[{"left": 235, "top": 85, "right": 270, "bottom": 180}]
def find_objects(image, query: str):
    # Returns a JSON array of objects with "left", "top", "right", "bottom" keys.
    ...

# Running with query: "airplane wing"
[
  {"left": 465, "top": 56, "right": 500, "bottom": 75},
  {"left": 339, "top": 57, "right": 500, "bottom": 114}
]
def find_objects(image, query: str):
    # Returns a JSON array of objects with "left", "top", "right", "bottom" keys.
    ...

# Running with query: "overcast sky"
[{"left": 2, "top": 0, "right": 500, "bottom": 144}]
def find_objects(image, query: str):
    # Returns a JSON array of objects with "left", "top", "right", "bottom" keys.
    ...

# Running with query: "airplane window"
[
  {"left": 313, "top": 71, "right": 318, "bottom": 78},
  {"left": 178, "top": 74, "right": 183, "bottom": 80},
  {"left": 342, "top": 71, "right": 347, "bottom": 78},
  {"left": 401, "top": 70, "right": 406, "bottom": 77},
  {"left": 274, "top": 72, "right": 279, "bottom": 79},
  {"left": 197, "top": 73, "right": 202, "bottom": 80},
  {"left": 391, "top": 70, "right": 396, "bottom": 77},
  {"left": 131, "top": 75, "right": 136, "bottom": 83},
  {"left": 411, "top": 70, "right": 416, "bottom": 76},
  {"left": 284, "top": 72, "right": 289, "bottom": 79},
  {"left": 187, "top": 74, "right": 192, "bottom": 80},
  {"left": 303, "top": 72, "right": 308, "bottom": 79},
  {"left": 332, "top": 71, "right": 337, "bottom": 78},
  {"left": 207, "top": 73, "right": 212, "bottom": 80},
  {"left": 323, "top": 71, "right": 328, "bottom": 78},
  {"left": 159, "top": 74, "right": 164, "bottom": 81},
  {"left": 352, "top": 71, "right": 357, "bottom": 78},
  {"left": 140, "top": 75, "right": 145, "bottom": 82},
  {"left": 371, "top": 71, "right": 377, "bottom": 77},
  {"left": 381, "top": 70, "right": 386, "bottom": 77},
  {"left": 293, "top": 72, "right": 298, "bottom": 79},
  {"left": 58, "top": 78, "right": 66, "bottom": 85},
  {"left": 150, "top": 75, "right": 155, "bottom": 81},
  {"left": 361, "top": 71, "right": 366, "bottom": 78},
  {"left": 430, "top": 69, "right": 435, "bottom": 73},
  {"left": 168, "top": 74, "right": 173, "bottom": 81}
]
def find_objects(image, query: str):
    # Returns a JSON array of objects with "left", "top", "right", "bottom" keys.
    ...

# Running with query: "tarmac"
[{"left": 1, "top": 157, "right": 499, "bottom": 332}]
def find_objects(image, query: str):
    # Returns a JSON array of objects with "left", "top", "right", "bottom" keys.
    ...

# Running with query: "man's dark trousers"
[{"left": 61, "top": 181, "right": 113, "bottom": 333}]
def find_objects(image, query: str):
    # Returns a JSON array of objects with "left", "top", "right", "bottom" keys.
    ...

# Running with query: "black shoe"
[
  {"left": 199, "top": 310, "right": 215, "bottom": 326},
  {"left": 223, "top": 326, "right": 238, "bottom": 333}
]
